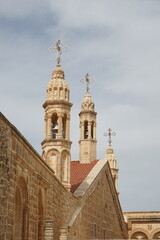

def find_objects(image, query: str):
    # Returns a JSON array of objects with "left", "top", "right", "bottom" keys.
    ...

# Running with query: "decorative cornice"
[{"left": 43, "top": 100, "right": 73, "bottom": 108}]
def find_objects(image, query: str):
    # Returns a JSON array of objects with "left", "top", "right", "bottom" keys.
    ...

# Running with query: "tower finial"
[
  {"left": 104, "top": 128, "right": 116, "bottom": 146},
  {"left": 81, "top": 73, "right": 94, "bottom": 93},
  {"left": 50, "top": 40, "right": 69, "bottom": 65}
]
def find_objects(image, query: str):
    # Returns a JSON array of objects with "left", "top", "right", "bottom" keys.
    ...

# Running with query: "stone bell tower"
[
  {"left": 41, "top": 40, "right": 72, "bottom": 190},
  {"left": 79, "top": 73, "right": 97, "bottom": 163},
  {"left": 104, "top": 128, "right": 119, "bottom": 193}
]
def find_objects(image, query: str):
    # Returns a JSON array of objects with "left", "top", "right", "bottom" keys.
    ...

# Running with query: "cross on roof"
[
  {"left": 104, "top": 128, "right": 116, "bottom": 146},
  {"left": 49, "top": 40, "right": 69, "bottom": 65},
  {"left": 81, "top": 73, "right": 94, "bottom": 92}
]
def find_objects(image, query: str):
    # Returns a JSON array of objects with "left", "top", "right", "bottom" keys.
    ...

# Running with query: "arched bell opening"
[
  {"left": 91, "top": 121, "right": 94, "bottom": 139},
  {"left": 84, "top": 120, "right": 88, "bottom": 139},
  {"left": 62, "top": 114, "right": 67, "bottom": 139},
  {"left": 51, "top": 113, "right": 58, "bottom": 139}
]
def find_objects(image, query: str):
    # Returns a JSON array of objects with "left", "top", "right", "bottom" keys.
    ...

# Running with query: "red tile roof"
[{"left": 70, "top": 160, "right": 99, "bottom": 193}]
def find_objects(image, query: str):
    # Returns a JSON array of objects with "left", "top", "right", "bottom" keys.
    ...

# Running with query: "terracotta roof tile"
[{"left": 70, "top": 160, "right": 99, "bottom": 193}]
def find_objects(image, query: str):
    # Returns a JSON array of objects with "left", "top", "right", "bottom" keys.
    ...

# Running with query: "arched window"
[
  {"left": 51, "top": 113, "right": 58, "bottom": 139},
  {"left": 84, "top": 121, "right": 88, "bottom": 139},
  {"left": 47, "top": 150, "right": 57, "bottom": 173}
]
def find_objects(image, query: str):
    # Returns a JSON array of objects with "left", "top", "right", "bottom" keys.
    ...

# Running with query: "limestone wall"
[
  {"left": 0, "top": 113, "right": 128, "bottom": 240},
  {"left": 67, "top": 161, "right": 128, "bottom": 240},
  {"left": 0, "top": 113, "right": 77, "bottom": 240}
]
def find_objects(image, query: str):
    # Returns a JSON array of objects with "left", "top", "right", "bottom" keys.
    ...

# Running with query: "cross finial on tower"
[
  {"left": 81, "top": 73, "right": 94, "bottom": 92},
  {"left": 50, "top": 40, "right": 69, "bottom": 65},
  {"left": 104, "top": 128, "right": 116, "bottom": 146}
]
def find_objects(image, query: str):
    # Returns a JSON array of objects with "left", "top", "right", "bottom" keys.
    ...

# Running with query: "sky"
[{"left": 0, "top": 0, "right": 160, "bottom": 212}]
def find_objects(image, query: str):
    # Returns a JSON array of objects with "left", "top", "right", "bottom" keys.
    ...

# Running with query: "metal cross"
[
  {"left": 49, "top": 40, "right": 69, "bottom": 65},
  {"left": 104, "top": 128, "right": 116, "bottom": 146},
  {"left": 81, "top": 73, "right": 94, "bottom": 92}
]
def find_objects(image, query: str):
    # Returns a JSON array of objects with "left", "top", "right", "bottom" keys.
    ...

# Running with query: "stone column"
[
  {"left": 81, "top": 122, "right": 84, "bottom": 139},
  {"left": 93, "top": 122, "right": 96, "bottom": 140},
  {"left": 57, "top": 113, "right": 63, "bottom": 139},
  {"left": 47, "top": 115, "right": 52, "bottom": 138},
  {"left": 59, "top": 227, "right": 68, "bottom": 240},
  {"left": 88, "top": 121, "right": 92, "bottom": 139},
  {"left": 45, "top": 220, "right": 54, "bottom": 240},
  {"left": 66, "top": 116, "right": 70, "bottom": 140}
]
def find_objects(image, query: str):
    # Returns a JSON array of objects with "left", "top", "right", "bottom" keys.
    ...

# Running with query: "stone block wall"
[
  {"left": 0, "top": 113, "right": 77, "bottom": 240},
  {"left": 67, "top": 163, "right": 128, "bottom": 240}
]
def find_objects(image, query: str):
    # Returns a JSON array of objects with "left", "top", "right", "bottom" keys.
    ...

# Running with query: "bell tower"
[
  {"left": 79, "top": 73, "right": 97, "bottom": 163},
  {"left": 41, "top": 40, "right": 72, "bottom": 190},
  {"left": 104, "top": 128, "right": 119, "bottom": 193}
]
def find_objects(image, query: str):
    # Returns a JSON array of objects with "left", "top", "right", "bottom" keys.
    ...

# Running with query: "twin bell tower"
[{"left": 41, "top": 40, "right": 118, "bottom": 193}]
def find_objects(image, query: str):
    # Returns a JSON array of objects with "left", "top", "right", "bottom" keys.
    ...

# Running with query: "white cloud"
[{"left": 0, "top": 0, "right": 160, "bottom": 211}]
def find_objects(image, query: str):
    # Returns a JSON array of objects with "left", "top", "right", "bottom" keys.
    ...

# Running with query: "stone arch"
[
  {"left": 130, "top": 228, "right": 149, "bottom": 239},
  {"left": 61, "top": 150, "right": 70, "bottom": 182},
  {"left": 150, "top": 228, "right": 160, "bottom": 239},
  {"left": 51, "top": 113, "right": 58, "bottom": 139},
  {"left": 14, "top": 176, "right": 28, "bottom": 240},
  {"left": 84, "top": 120, "right": 88, "bottom": 139},
  {"left": 38, "top": 189, "right": 45, "bottom": 240},
  {"left": 46, "top": 149, "right": 59, "bottom": 174}
]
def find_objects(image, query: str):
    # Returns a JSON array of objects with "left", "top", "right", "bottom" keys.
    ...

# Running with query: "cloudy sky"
[{"left": 1, "top": 0, "right": 160, "bottom": 212}]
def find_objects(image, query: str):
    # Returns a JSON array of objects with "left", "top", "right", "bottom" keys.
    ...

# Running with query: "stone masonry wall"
[
  {"left": 0, "top": 114, "right": 77, "bottom": 240},
  {"left": 68, "top": 164, "right": 128, "bottom": 240}
]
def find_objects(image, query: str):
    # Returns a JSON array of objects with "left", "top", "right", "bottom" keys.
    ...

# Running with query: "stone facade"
[
  {"left": 0, "top": 114, "right": 77, "bottom": 240},
  {"left": 68, "top": 160, "right": 127, "bottom": 240},
  {"left": 0, "top": 113, "right": 128, "bottom": 240},
  {"left": 124, "top": 212, "right": 160, "bottom": 239}
]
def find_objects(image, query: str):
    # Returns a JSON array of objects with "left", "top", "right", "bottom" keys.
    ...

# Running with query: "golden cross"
[
  {"left": 104, "top": 128, "right": 116, "bottom": 146},
  {"left": 49, "top": 40, "right": 69, "bottom": 65},
  {"left": 81, "top": 73, "right": 94, "bottom": 92}
]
